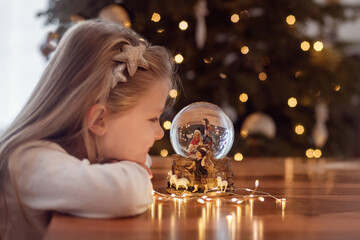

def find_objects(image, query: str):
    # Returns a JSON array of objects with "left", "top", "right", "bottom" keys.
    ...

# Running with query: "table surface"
[{"left": 44, "top": 156, "right": 360, "bottom": 240}]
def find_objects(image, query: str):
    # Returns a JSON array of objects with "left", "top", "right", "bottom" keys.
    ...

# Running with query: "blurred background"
[{"left": 1, "top": 0, "right": 360, "bottom": 159}]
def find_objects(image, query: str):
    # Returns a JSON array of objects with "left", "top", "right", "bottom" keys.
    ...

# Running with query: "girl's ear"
[{"left": 87, "top": 104, "right": 107, "bottom": 136}]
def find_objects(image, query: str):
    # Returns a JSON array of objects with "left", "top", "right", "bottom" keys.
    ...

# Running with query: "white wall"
[{"left": 0, "top": 0, "right": 50, "bottom": 129}]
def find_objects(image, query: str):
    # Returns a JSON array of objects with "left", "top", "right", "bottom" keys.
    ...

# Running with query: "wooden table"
[{"left": 44, "top": 157, "right": 360, "bottom": 240}]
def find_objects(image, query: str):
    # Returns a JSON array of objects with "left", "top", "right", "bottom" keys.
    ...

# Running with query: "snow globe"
[{"left": 167, "top": 102, "right": 234, "bottom": 194}]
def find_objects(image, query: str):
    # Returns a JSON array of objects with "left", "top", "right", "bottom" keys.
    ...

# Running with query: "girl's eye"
[{"left": 149, "top": 117, "right": 159, "bottom": 123}]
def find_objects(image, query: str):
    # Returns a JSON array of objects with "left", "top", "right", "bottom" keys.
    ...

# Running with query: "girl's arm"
[{"left": 8, "top": 141, "right": 153, "bottom": 218}]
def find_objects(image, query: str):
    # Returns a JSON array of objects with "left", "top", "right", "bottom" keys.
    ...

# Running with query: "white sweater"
[{"left": 0, "top": 140, "right": 154, "bottom": 240}]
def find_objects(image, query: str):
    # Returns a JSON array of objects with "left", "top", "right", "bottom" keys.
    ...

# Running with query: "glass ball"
[{"left": 170, "top": 102, "right": 234, "bottom": 159}]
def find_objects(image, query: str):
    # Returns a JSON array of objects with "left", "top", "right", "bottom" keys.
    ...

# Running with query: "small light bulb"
[
  {"left": 234, "top": 153, "right": 243, "bottom": 161},
  {"left": 239, "top": 93, "right": 248, "bottom": 102},
  {"left": 295, "top": 125, "right": 305, "bottom": 135},
  {"left": 169, "top": 89, "right": 178, "bottom": 98},
  {"left": 314, "top": 41, "right": 324, "bottom": 51},
  {"left": 160, "top": 149, "right": 168, "bottom": 157},
  {"left": 151, "top": 13, "right": 161, "bottom": 22},
  {"left": 258, "top": 72, "right": 267, "bottom": 81},
  {"left": 301, "top": 41, "right": 310, "bottom": 51},
  {"left": 306, "top": 148, "right": 314, "bottom": 158},
  {"left": 288, "top": 97, "right": 297, "bottom": 107},
  {"left": 241, "top": 46, "right": 249, "bottom": 54},
  {"left": 179, "top": 21, "right": 188, "bottom": 30},
  {"left": 174, "top": 54, "right": 184, "bottom": 64},
  {"left": 163, "top": 121, "right": 171, "bottom": 130},
  {"left": 313, "top": 149, "right": 322, "bottom": 158},
  {"left": 286, "top": 15, "right": 296, "bottom": 25},
  {"left": 231, "top": 14, "right": 240, "bottom": 23}
]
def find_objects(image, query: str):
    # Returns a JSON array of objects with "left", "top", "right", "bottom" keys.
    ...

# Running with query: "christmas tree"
[{"left": 38, "top": 0, "right": 360, "bottom": 158}]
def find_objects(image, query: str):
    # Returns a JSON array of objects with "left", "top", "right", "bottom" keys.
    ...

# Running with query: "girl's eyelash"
[{"left": 149, "top": 118, "right": 159, "bottom": 122}]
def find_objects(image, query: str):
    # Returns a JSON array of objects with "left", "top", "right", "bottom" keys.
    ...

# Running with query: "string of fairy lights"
[
  {"left": 150, "top": 10, "right": 333, "bottom": 159},
  {"left": 152, "top": 179, "right": 286, "bottom": 210}
]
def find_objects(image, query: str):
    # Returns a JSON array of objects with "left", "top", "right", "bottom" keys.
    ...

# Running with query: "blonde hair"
[{"left": 0, "top": 19, "right": 177, "bottom": 182}]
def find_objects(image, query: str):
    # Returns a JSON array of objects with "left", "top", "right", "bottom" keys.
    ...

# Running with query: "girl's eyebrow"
[{"left": 145, "top": 107, "right": 164, "bottom": 113}]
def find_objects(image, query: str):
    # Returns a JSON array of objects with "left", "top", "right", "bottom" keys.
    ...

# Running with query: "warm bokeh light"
[
  {"left": 219, "top": 73, "right": 227, "bottom": 79},
  {"left": 240, "top": 130, "right": 248, "bottom": 138},
  {"left": 295, "top": 71, "right": 303, "bottom": 78},
  {"left": 239, "top": 93, "right": 248, "bottom": 102},
  {"left": 305, "top": 148, "right": 314, "bottom": 158},
  {"left": 174, "top": 54, "right": 184, "bottom": 63},
  {"left": 313, "top": 149, "right": 322, "bottom": 158},
  {"left": 241, "top": 46, "right": 249, "bottom": 54},
  {"left": 234, "top": 153, "right": 243, "bottom": 161},
  {"left": 160, "top": 149, "right": 168, "bottom": 157},
  {"left": 301, "top": 41, "right": 310, "bottom": 51},
  {"left": 203, "top": 57, "right": 214, "bottom": 63},
  {"left": 258, "top": 72, "right": 267, "bottom": 81},
  {"left": 231, "top": 14, "right": 240, "bottom": 23},
  {"left": 163, "top": 121, "right": 172, "bottom": 130},
  {"left": 179, "top": 21, "right": 188, "bottom": 30},
  {"left": 295, "top": 125, "right": 305, "bottom": 135},
  {"left": 151, "top": 13, "right": 161, "bottom": 22},
  {"left": 286, "top": 15, "right": 296, "bottom": 25},
  {"left": 169, "top": 89, "right": 178, "bottom": 98},
  {"left": 306, "top": 148, "right": 322, "bottom": 158},
  {"left": 313, "top": 41, "right": 324, "bottom": 51},
  {"left": 334, "top": 84, "right": 341, "bottom": 91},
  {"left": 306, "top": 148, "right": 314, "bottom": 158},
  {"left": 288, "top": 97, "right": 297, "bottom": 107},
  {"left": 157, "top": 29, "right": 165, "bottom": 33}
]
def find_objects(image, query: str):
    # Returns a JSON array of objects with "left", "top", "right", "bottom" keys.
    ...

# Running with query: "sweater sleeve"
[{"left": 8, "top": 142, "right": 154, "bottom": 218}]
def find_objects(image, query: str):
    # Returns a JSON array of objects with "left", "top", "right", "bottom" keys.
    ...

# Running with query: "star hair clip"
[{"left": 111, "top": 40, "right": 150, "bottom": 88}]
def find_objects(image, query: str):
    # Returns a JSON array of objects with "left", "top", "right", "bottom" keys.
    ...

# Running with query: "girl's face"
[{"left": 99, "top": 80, "right": 169, "bottom": 164}]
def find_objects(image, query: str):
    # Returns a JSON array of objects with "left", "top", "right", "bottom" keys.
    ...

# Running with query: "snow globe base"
[{"left": 167, "top": 153, "right": 234, "bottom": 195}]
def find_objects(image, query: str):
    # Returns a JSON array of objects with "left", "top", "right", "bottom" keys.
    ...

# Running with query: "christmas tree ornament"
[
  {"left": 312, "top": 102, "right": 329, "bottom": 148},
  {"left": 40, "top": 32, "right": 59, "bottom": 59},
  {"left": 70, "top": 14, "right": 85, "bottom": 23},
  {"left": 98, "top": 4, "right": 131, "bottom": 28},
  {"left": 240, "top": 10, "right": 250, "bottom": 20},
  {"left": 194, "top": 0, "right": 208, "bottom": 49},
  {"left": 170, "top": 102, "right": 234, "bottom": 159},
  {"left": 222, "top": 101, "right": 238, "bottom": 123},
  {"left": 241, "top": 112, "right": 276, "bottom": 139}
]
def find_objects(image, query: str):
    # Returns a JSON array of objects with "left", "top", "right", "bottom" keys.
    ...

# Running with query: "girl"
[{"left": 0, "top": 19, "right": 177, "bottom": 240}]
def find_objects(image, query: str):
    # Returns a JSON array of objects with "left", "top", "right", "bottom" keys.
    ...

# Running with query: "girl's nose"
[{"left": 155, "top": 123, "right": 164, "bottom": 141}]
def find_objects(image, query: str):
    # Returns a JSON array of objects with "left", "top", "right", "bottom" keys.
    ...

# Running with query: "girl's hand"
[{"left": 137, "top": 162, "right": 153, "bottom": 179}]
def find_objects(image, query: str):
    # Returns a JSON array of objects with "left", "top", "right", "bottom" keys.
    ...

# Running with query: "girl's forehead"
[{"left": 137, "top": 81, "right": 169, "bottom": 112}]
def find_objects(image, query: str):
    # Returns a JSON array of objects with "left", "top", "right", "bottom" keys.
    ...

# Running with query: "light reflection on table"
[{"left": 44, "top": 157, "right": 360, "bottom": 240}]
